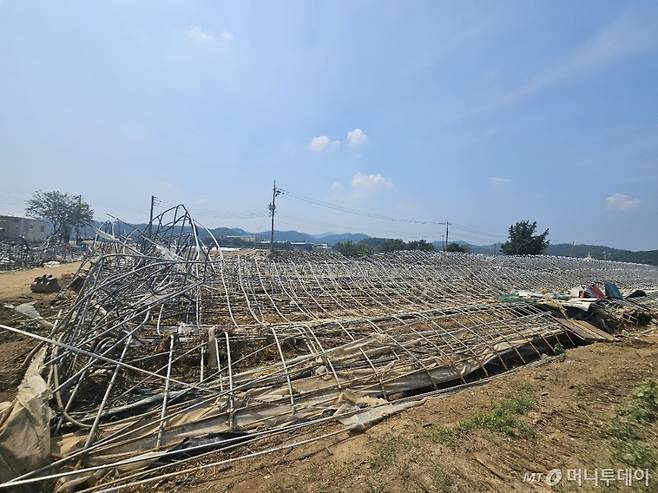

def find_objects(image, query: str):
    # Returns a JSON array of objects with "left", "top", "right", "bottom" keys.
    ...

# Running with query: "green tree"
[
  {"left": 334, "top": 240, "right": 372, "bottom": 257},
  {"left": 501, "top": 220, "right": 549, "bottom": 255},
  {"left": 446, "top": 242, "right": 469, "bottom": 253},
  {"left": 382, "top": 239, "right": 407, "bottom": 252},
  {"left": 69, "top": 199, "right": 94, "bottom": 235},
  {"left": 25, "top": 190, "right": 94, "bottom": 238},
  {"left": 408, "top": 240, "right": 435, "bottom": 251}
]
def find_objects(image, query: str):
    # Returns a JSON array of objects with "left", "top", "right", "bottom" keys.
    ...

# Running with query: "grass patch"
[
  {"left": 368, "top": 435, "right": 409, "bottom": 470},
  {"left": 606, "top": 380, "right": 658, "bottom": 470},
  {"left": 431, "top": 467, "right": 453, "bottom": 491},
  {"left": 424, "top": 424, "right": 458, "bottom": 445},
  {"left": 425, "top": 394, "right": 537, "bottom": 444},
  {"left": 458, "top": 394, "right": 536, "bottom": 439}
]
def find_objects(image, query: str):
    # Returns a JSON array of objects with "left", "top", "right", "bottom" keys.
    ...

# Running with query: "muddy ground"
[{"left": 0, "top": 264, "right": 656, "bottom": 492}]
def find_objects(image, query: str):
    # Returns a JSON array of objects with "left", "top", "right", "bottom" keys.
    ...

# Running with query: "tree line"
[
  {"left": 335, "top": 238, "right": 433, "bottom": 257},
  {"left": 333, "top": 220, "right": 549, "bottom": 257}
]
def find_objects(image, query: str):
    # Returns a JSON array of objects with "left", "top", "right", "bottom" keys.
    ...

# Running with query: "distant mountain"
[
  {"left": 83, "top": 221, "right": 355, "bottom": 244},
  {"left": 209, "top": 227, "right": 251, "bottom": 237},
  {"left": 252, "top": 230, "right": 317, "bottom": 242},
  {"left": 430, "top": 240, "right": 658, "bottom": 266},
  {"left": 213, "top": 229, "right": 368, "bottom": 245},
  {"left": 546, "top": 244, "right": 658, "bottom": 266},
  {"left": 79, "top": 220, "right": 658, "bottom": 266}
]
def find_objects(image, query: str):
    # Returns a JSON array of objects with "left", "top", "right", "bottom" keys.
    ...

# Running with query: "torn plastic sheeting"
[
  {"left": 337, "top": 399, "right": 425, "bottom": 432},
  {"left": 52, "top": 332, "right": 560, "bottom": 477},
  {"left": 516, "top": 290, "right": 544, "bottom": 299},
  {"left": 604, "top": 282, "right": 623, "bottom": 300},
  {"left": 14, "top": 303, "right": 52, "bottom": 329},
  {"left": 0, "top": 348, "right": 52, "bottom": 491},
  {"left": 585, "top": 285, "right": 605, "bottom": 300},
  {"left": 53, "top": 396, "right": 413, "bottom": 492},
  {"left": 562, "top": 299, "right": 594, "bottom": 311}
]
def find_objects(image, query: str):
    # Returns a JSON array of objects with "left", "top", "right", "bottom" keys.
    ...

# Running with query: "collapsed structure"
[
  {"left": 1, "top": 204, "right": 657, "bottom": 492},
  {"left": 0, "top": 236, "right": 82, "bottom": 270}
]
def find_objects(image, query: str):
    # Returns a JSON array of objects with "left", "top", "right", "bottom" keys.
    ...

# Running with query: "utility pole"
[
  {"left": 148, "top": 195, "right": 156, "bottom": 237},
  {"left": 75, "top": 194, "right": 82, "bottom": 245},
  {"left": 269, "top": 181, "right": 281, "bottom": 252},
  {"left": 444, "top": 221, "right": 450, "bottom": 252}
]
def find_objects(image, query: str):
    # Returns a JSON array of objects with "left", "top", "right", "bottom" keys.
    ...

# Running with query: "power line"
[
  {"left": 279, "top": 189, "right": 446, "bottom": 226},
  {"left": 450, "top": 222, "right": 507, "bottom": 241},
  {"left": 156, "top": 199, "right": 269, "bottom": 220},
  {"left": 275, "top": 216, "right": 429, "bottom": 240}
]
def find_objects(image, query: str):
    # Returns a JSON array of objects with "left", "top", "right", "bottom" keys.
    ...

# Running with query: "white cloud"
[
  {"left": 351, "top": 172, "right": 393, "bottom": 191},
  {"left": 330, "top": 181, "right": 345, "bottom": 193},
  {"left": 308, "top": 136, "right": 339, "bottom": 152},
  {"left": 308, "top": 135, "right": 331, "bottom": 152},
  {"left": 347, "top": 128, "right": 368, "bottom": 148},
  {"left": 606, "top": 192, "right": 641, "bottom": 211},
  {"left": 490, "top": 176, "right": 511, "bottom": 187},
  {"left": 220, "top": 30, "right": 234, "bottom": 40},
  {"left": 186, "top": 25, "right": 214, "bottom": 42}
]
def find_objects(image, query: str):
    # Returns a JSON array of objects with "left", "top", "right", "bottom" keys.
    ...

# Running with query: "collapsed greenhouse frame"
[
  {"left": 1, "top": 204, "right": 657, "bottom": 492},
  {"left": 0, "top": 236, "right": 83, "bottom": 271}
]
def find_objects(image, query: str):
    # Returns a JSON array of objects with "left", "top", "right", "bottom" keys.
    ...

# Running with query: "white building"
[{"left": 0, "top": 215, "right": 48, "bottom": 243}]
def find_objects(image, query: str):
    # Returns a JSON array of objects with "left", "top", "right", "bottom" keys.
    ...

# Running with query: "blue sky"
[{"left": 1, "top": 1, "right": 657, "bottom": 249}]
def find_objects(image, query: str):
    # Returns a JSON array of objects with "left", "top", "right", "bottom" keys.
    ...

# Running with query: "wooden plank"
[{"left": 556, "top": 318, "right": 616, "bottom": 342}]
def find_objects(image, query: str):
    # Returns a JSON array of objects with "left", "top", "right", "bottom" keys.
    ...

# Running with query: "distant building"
[
  {"left": 0, "top": 215, "right": 48, "bottom": 243},
  {"left": 225, "top": 235, "right": 256, "bottom": 242},
  {"left": 290, "top": 241, "right": 313, "bottom": 252},
  {"left": 290, "top": 242, "right": 330, "bottom": 251}
]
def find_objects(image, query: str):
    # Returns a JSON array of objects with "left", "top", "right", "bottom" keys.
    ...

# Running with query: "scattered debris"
[
  {"left": 30, "top": 275, "right": 60, "bottom": 294},
  {"left": 626, "top": 289, "right": 647, "bottom": 299},
  {"left": 1, "top": 237, "right": 84, "bottom": 271}
]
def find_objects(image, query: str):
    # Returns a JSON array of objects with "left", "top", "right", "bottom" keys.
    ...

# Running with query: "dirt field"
[
  {"left": 0, "top": 265, "right": 656, "bottom": 492},
  {"left": 0, "top": 261, "right": 82, "bottom": 299}
]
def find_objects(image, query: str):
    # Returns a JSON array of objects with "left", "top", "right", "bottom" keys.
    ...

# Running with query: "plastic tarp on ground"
[{"left": 0, "top": 349, "right": 52, "bottom": 492}]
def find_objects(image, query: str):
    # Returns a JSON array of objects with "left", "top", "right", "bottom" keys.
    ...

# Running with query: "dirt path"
[
  {"left": 168, "top": 335, "right": 658, "bottom": 493},
  {"left": 0, "top": 261, "right": 82, "bottom": 299},
  {"left": 0, "top": 262, "right": 81, "bottom": 401}
]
